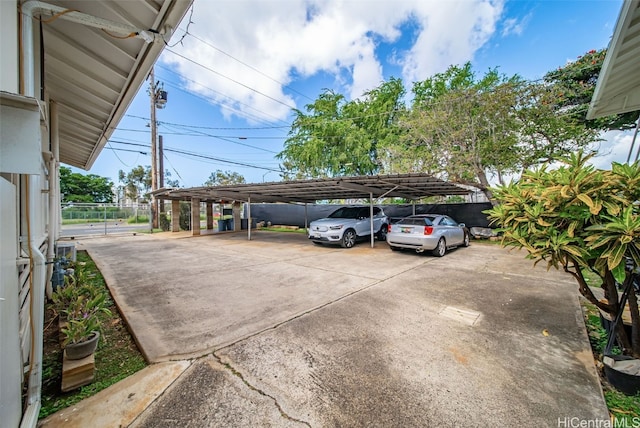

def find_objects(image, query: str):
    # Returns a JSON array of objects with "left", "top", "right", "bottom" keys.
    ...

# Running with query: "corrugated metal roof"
[
  {"left": 587, "top": 0, "right": 640, "bottom": 119},
  {"left": 31, "top": 0, "right": 192, "bottom": 169},
  {"left": 153, "top": 173, "right": 472, "bottom": 204}
]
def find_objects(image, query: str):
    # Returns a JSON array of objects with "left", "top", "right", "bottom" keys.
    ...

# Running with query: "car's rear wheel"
[
  {"left": 432, "top": 238, "right": 446, "bottom": 257},
  {"left": 341, "top": 229, "right": 357, "bottom": 248},
  {"left": 376, "top": 224, "right": 388, "bottom": 241},
  {"left": 463, "top": 233, "right": 470, "bottom": 247}
]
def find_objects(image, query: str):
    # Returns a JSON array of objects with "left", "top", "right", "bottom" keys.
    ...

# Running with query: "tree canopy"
[
  {"left": 204, "top": 170, "right": 246, "bottom": 186},
  {"left": 276, "top": 49, "right": 637, "bottom": 200},
  {"left": 118, "top": 166, "right": 151, "bottom": 203},
  {"left": 59, "top": 166, "right": 114, "bottom": 203},
  {"left": 543, "top": 48, "right": 639, "bottom": 132},
  {"left": 277, "top": 78, "right": 405, "bottom": 179}
]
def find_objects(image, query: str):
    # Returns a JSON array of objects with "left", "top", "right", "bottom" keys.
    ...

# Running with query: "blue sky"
[{"left": 81, "top": 0, "right": 632, "bottom": 187}]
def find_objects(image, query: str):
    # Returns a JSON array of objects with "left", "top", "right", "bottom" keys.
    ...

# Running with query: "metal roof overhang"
[
  {"left": 29, "top": 0, "right": 192, "bottom": 169},
  {"left": 587, "top": 0, "right": 640, "bottom": 119},
  {"left": 153, "top": 173, "right": 472, "bottom": 204}
]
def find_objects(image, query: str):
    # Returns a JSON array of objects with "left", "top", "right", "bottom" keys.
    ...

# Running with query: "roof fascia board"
[
  {"left": 85, "top": 0, "right": 192, "bottom": 169},
  {"left": 587, "top": 0, "right": 639, "bottom": 119}
]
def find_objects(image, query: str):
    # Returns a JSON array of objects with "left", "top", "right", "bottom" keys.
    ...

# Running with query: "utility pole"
[
  {"left": 149, "top": 67, "right": 158, "bottom": 229},
  {"left": 158, "top": 134, "right": 164, "bottom": 215},
  {"left": 148, "top": 67, "right": 167, "bottom": 229}
]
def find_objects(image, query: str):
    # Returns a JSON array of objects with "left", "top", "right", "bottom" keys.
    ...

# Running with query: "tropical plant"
[
  {"left": 52, "top": 263, "right": 112, "bottom": 347},
  {"left": 61, "top": 293, "right": 111, "bottom": 346},
  {"left": 486, "top": 151, "right": 640, "bottom": 357}
]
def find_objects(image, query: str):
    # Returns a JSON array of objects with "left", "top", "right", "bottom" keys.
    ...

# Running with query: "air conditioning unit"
[{"left": 55, "top": 242, "right": 76, "bottom": 262}]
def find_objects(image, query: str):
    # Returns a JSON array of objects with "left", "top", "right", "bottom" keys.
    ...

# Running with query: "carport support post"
[
  {"left": 206, "top": 202, "right": 213, "bottom": 230},
  {"left": 191, "top": 198, "right": 201, "bottom": 236},
  {"left": 370, "top": 192, "right": 374, "bottom": 248},
  {"left": 232, "top": 201, "right": 242, "bottom": 231},
  {"left": 247, "top": 197, "right": 252, "bottom": 241},
  {"left": 171, "top": 200, "right": 180, "bottom": 232}
]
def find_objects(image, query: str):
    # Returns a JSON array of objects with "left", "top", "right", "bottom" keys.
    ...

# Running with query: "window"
[{"left": 440, "top": 216, "right": 458, "bottom": 226}]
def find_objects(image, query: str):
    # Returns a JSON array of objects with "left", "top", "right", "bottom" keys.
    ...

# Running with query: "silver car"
[
  {"left": 309, "top": 206, "right": 388, "bottom": 248},
  {"left": 387, "top": 214, "right": 470, "bottom": 256}
]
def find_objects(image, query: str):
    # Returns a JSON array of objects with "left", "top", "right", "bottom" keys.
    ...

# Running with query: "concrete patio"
[{"left": 40, "top": 231, "right": 608, "bottom": 427}]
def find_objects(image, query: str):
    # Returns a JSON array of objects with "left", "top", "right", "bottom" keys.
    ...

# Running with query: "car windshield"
[
  {"left": 398, "top": 216, "right": 434, "bottom": 226},
  {"left": 328, "top": 207, "right": 363, "bottom": 219}
]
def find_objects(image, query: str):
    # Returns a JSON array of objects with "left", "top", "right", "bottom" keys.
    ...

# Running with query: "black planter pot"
[
  {"left": 65, "top": 331, "right": 100, "bottom": 360},
  {"left": 599, "top": 312, "right": 633, "bottom": 344},
  {"left": 603, "top": 354, "right": 640, "bottom": 396}
]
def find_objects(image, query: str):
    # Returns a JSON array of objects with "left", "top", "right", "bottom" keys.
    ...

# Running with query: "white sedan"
[{"left": 387, "top": 214, "right": 470, "bottom": 256}]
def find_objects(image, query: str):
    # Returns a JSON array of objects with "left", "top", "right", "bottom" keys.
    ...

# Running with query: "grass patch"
[
  {"left": 39, "top": 250, "right": 147, "bottom": 420},
  {"left": 127, "top": 215, "right": 149, "bottom": 224},
  {"left": 581, "top": 298, "right": 640, "bottom": 419}
]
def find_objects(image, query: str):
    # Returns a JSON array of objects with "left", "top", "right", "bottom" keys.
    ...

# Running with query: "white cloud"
[
  {"left": 162, "top": 0, "right": 506, "bottom": 123},
  {"left": 501, "top": 12, "right": 530, "bottom": 37},
  {"left": 589, "top": 130, "right": 638, "bottom": 169}
]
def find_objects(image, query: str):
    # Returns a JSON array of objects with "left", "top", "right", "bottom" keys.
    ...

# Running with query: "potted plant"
[
  {"left": 61, "top": 292, "right": 111, "bottom": 360},
  {"left": 486, "top": 151, "right": 640, "bottom": 393},
  {"left": 52, "top": 262, "right": 112, "bottom": 360}
]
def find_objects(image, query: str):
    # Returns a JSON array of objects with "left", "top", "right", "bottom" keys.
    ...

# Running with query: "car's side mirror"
[{"left": 459, "top": 223, "right": 465, "bottom": 228}]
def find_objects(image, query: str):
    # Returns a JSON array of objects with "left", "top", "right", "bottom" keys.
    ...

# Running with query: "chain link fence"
[{"left": 61, "top": 203, "right": 155, "bottom": 236}]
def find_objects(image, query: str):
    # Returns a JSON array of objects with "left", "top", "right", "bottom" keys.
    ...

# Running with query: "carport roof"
[{"left": 153, "top": 173, "right": 472, "bottom": 204}]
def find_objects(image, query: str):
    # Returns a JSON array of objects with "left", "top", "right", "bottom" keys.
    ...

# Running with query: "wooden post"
[
  {"left": 206, "top": 202, "right": 213, "bottom": 230},
  {"left": 191, "top": 198, "right": 200, "bottom": 236},
  {"left": 171, "top": 200, "right": 180, "bottom": 232}
]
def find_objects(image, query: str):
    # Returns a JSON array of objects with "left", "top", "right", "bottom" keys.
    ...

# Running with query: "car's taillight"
[
  {"left": 424, "top": 226, "right": 433, "bottom": 235},
  {"left": 388, "top": 224, "right": 392, "bottom": 233}
]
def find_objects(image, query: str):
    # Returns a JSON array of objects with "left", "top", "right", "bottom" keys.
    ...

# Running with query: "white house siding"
[{"left": 1, "top": 2, "right": 51, "bottom": 426}]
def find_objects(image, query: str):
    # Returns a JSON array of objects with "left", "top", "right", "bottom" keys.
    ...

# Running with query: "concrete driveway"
[{"left": 41, "top": 231, "right": 608, "bottom": 427}]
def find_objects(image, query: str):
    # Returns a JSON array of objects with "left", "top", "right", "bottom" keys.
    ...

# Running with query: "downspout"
[
  {"left": 19, "top": 177, "right": 46, "bottom": 428},
  {"left": 19, "top": 7, "right": 45, "bottom": 428},
  {"left": 627, "top": 113, "right": 640, "bottom": 163},
  {"left": 45, "top": 100, "right": 59, "bottom": 300}
]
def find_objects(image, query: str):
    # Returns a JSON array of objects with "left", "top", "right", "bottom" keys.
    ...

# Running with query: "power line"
[
  {"left": 124, "top": 113, "right": 291, "bottom": 130},
  {"left": 165, "top": 47, "right": 297, "bottom": 111},
  {"left": 107, "top": 140, "right": 281, "bottom": 172},
  {"left": 185, "top": 31, "right": 314, "bottom": 102},
  {"left": 155, "top": 63, "right": 291, "bottom": 126}
]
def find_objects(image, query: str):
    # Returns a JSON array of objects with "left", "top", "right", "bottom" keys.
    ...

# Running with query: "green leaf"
[
  {"left": 611, "top": 263, "right": 625, "bottom": 285},
  {"left": 576, "top": 193, "right": 594, "bottom": 209},
  {"left": 605, "top": 242, "right": 626, "bottom": 271}
]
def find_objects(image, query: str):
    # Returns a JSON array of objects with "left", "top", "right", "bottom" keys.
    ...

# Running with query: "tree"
[
  {"left": 397, "top": 63, "right": 600, "bottom": 199},
  {"left": 203, "top": 170, "right": 245, "bottom": 186},
  {"left": 277, "top": 78, "right": 406, "bottom": 178},
  {"left": 59, "top": 166, "right": 114, "bottom": 203},
  {"left": 118, "top": 166, "right": 151, "bottom": 203},
  {"left": 486, "top": 152, "right": 640, "bottom": 357},
  {"left": 544, "top": 48, "right": 639, "bottom": 132},
  {"left": 163, "top": 169, "right": 180, "bottom": 188}
]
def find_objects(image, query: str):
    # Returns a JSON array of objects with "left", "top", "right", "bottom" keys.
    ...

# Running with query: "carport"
[{"left": 153, "top": 173, "right": 471, "bottom": 247}]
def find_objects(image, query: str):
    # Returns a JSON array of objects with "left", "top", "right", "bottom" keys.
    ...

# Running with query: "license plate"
[
  {"left": 314, "top": 234, "right": 321, "bottom": 238},
  {"left": 401, "top": 227, "right": 411, "bottom": 233}
]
